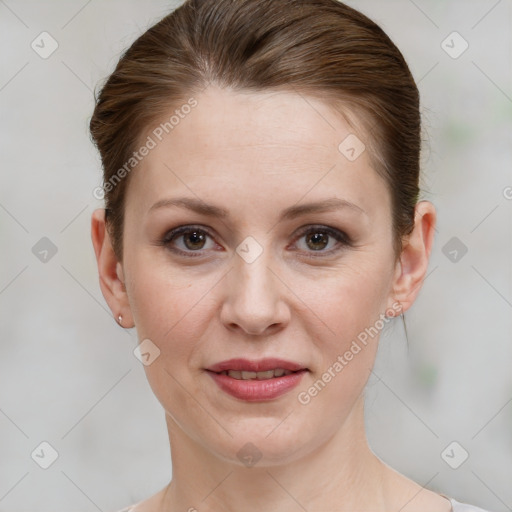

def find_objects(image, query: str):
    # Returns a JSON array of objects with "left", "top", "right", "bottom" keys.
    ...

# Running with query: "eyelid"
[
  {"left": 292, "top": 224, "right": 352, "bottom": 245},
  {"left": 161, "top": 224, "right": 214, "bottom": 243},
  {"left": 288, "top": 224, "right": 352, "bottom": 257},
  {"left": 160, "top": 224, "right": 220, "bottom": 256}
]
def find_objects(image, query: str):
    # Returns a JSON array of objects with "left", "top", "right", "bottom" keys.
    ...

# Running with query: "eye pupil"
[
  {"left": 184, "top": 231, "right": 206, "bottom": 250},
  {"left": 306, "top": 232, "right": 329, "bottom": 251}
]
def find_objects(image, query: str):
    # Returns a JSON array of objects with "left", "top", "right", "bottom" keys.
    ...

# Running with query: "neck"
[{"left": 160, "top": 395, "right": 392, "bottom": 512}]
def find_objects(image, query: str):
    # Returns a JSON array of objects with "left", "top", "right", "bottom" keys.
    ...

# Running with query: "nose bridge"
[
  {"left": 236, "top": 243, "right": 273, "bottom": 294},
  {"left": 234, "top": 239, "right": 276, "bottom": 305},
  {"left": 221, "top": 236, "right": 287, "bottom": 335}
]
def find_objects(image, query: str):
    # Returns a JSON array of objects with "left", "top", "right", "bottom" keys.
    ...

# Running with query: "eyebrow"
[{"left": 148, "top": 196, "right": 367, "bottom": 220}]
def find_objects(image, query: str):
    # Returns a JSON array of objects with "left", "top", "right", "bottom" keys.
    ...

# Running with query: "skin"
[{"left": 91, "top": 85, "right": 448, "bottom": 512}]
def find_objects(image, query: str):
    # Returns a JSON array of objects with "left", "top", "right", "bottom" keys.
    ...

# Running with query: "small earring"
[
  {"left": 386, "top": 302, "right": 403, "bottom": 319},
  {"left": 117, "top": 315, "right": 123, "bottom": 327}
]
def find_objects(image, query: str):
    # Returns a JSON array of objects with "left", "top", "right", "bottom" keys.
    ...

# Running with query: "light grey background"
[{"left": 0, "top": 1, "right": 511, "bottom": 511}]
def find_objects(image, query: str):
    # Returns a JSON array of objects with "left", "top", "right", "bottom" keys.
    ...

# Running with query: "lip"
[
  {"left": 205, "top": 358, "right": 308, "bottom": 402},
  {"left": 206, "top": 358, "right": 306, "bottom": 373}
]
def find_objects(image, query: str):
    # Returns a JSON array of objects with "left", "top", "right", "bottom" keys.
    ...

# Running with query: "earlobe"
[
  {"left": 91, "top": 208, "right": 133, "bottom": 327},
  {"left": 388, "top": 201, "right": 437, "bottom": 313}
]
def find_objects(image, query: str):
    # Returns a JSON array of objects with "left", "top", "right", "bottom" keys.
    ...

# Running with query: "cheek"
[
  {"left": 307, "top": 257, "right": 393, "bottom": 389},
  {"left": 125, "top": 260, "right": 212, "bottom": 420},
  {"left": 295, "top": 275, "right": 388, "bottom": 431},
  {"left": 124, "top": 250, "right": 229, "bottom": 370},
  {"left": 317, "top": 258, "right": 393, "bottom": 337},
  {"left": 126, "top": 249, "right": 208, "bottom": 340}
]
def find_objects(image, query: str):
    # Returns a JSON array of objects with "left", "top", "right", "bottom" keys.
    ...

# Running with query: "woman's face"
[{"left": 117, "top": 85, "right": 402, "bottom": 465}]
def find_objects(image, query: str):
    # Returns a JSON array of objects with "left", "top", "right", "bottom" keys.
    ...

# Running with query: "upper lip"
[{"left": 206, "top": 358, "right": 307, "bottom": 373}]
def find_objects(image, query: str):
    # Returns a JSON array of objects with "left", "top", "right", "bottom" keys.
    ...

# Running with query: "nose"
[{"left": 220, "top": 248, "right": 290, "bottom": 337}]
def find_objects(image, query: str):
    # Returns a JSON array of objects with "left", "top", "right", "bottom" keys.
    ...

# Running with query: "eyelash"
[{"left": 159, "top": 224, "right": 352, "bottom": 259}]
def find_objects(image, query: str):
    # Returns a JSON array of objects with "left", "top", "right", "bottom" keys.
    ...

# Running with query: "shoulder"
[{"left": 450, "top": 497, "right": 495, "bottom": 512}]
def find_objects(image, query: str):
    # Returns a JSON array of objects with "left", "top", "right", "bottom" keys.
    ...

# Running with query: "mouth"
[
  {"left": 214, "top": 368, "right": 297, "bottom": 380},
  {"left": 205, "top": 358, "right": 308, "bottom": 402}
]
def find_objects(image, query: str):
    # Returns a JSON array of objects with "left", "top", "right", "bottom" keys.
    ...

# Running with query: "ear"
[
  {"left": 91, "top": 208, "right": 134, "bottom": 327},
  {"left": 387, "top": 200, "right": 437, "bottom": 314}
]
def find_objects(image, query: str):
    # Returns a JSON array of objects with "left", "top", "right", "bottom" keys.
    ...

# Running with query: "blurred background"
[{"left": 0, "top": 0, "right": 511, "bottom": 510}]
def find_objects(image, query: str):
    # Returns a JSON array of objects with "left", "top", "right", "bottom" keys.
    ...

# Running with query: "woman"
[{"left": 90, "top": 0, "right": 493, "bottom": 510}]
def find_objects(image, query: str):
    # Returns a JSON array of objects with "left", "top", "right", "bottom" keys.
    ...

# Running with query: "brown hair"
[{"left": 90, "top": 0, "right": 421, "bottom": 262}]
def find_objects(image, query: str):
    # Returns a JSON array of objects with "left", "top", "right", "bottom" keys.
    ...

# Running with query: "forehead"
[
  {"left": 125, "top": 85, "right": 389, "bottom": 219},
  {"left": 163, "top": 85, "right": 351, "bottom": 158}
]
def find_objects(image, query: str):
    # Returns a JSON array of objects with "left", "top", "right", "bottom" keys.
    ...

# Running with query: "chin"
[{"left": 201, "top": 422, "right": 321, "bottom": 469}]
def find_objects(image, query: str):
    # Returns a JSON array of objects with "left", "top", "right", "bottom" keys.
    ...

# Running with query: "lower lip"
[{"left": 206, "top": 370, "right": 307, "bottom": 402}]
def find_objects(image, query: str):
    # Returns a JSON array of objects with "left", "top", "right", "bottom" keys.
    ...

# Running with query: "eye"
[
  {"left": 292, "top": 225, "right": 351, "bottom": 257},
  {"left": 159, "top": 224, "right": 352, "bottom": 259},
  {"left": 161, "top": 225, "right": 218, "bottom": 257}
]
